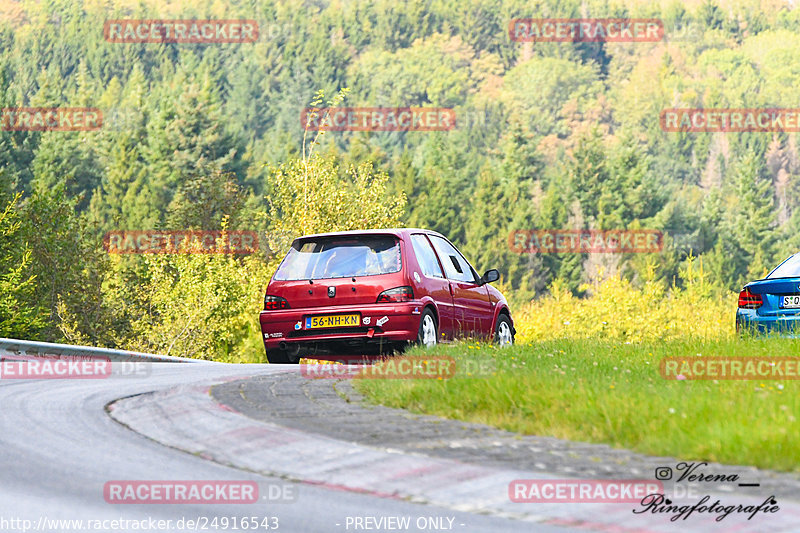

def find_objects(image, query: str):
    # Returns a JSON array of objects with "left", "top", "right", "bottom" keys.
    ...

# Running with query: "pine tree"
[
  {"left": 707, "top": 151, "right": 777, "bottom": 287},
  {"left": 566, "top": 130, "right": 609, "bottom": 223},
  {"left": 731, "top": 151, "right": 777, "bottom": 281},
  {"left": 142, "top": 63, "right": 244, "bottom": 228},
  {"left": 88, "top": 66, "right": 149, "bottom": 233}
]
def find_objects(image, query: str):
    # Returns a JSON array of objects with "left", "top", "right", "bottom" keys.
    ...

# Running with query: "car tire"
[
  {"left": 266, "top": 349, "right": 298, "bottom": 364},
  {"left": 494, "top": 314, "right": 514, "bottom": 347},
  {"left": 417, "top": 309, "right": 438, "bottom": 348}
]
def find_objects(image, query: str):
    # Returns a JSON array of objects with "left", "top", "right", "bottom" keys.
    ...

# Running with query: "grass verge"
[{"left": 354, "top": 339, "right": 800, "bottom": 472}]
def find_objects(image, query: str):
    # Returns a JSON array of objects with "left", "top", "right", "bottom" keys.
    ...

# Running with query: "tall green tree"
[{"left": 0, "top": 194, "right": 47, "bottom": 338}]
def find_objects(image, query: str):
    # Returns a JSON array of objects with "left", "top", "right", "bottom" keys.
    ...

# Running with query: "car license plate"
[
  {"left": 305, "top": 314, "right": 360, "bottom": 329},
  {"left": 782, "top": 296, "right": 800, "bottom": 308}
]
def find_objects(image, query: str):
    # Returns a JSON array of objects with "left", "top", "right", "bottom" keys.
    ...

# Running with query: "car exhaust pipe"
[{"left": 279, "top": 341, "right": 300, "bottom": 357}]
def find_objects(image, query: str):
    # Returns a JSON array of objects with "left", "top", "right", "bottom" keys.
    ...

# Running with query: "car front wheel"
[
  {"left": 417, "top": 309, "right": 438, "bottom": 348},
  {"left": 494, "top": 315, "right": 514, "bottom": 347}
]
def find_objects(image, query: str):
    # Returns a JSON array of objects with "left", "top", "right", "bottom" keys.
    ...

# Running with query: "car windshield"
[
  {"left": 274, "top": 236, "right": 401, "bottom": 280},
  {"left": 767, "top": 253, "right": 800, "bottom": 279}
]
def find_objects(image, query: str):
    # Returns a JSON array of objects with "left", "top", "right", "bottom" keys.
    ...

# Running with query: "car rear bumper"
[
  {"left": 735, "top": 309, "right": 800, "bottom": 336},
  {"left": 260, "top": 302, "right": 424, "bottom": 352}
]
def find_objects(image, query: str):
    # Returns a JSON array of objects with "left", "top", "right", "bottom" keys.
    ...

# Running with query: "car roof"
[{"left": 292, "top": 228, "right": 446, "bottom": 242}]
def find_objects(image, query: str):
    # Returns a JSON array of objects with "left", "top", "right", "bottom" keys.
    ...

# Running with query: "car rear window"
[
  {"left": 767, "top": 253, "right": 800, "bottom": 279},
  {"left": 274, "top": 235, "right": 402, "bottom": 280}
]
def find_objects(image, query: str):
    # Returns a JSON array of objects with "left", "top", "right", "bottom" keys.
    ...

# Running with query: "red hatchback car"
[{"left": 260, "top": 229, "right": 515, "bottom": 363}]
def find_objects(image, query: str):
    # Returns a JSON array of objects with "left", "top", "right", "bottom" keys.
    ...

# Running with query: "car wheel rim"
[
  {"left": 422, "top": 315, "right": 437, "bottom": 347},
  {"left": 498, "top": 321, "right": 513, "bottom": 347}
]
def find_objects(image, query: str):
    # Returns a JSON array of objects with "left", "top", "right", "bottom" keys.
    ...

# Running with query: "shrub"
[{"left": 515, "top": 257, "right": 736, "bottom": 342}]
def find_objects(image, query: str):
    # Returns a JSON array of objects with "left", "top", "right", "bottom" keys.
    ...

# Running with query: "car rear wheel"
[
  {"left": 494, "top": 315, "right": 514, "bottom": 347},
  {"left": 266, "top": 349, "right": 298, "bottom": 364},
  {"left": 417, "top": 309, "right": 438, "bottom": 348}
]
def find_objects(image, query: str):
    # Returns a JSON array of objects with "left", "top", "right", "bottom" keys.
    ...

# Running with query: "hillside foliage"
[{"left": 0, "top": 0, "right": 795, "bottom": 355}]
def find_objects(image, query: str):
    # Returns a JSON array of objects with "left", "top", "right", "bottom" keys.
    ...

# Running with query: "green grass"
[{"left": 354, "top": 338, "right": 800, "bottom": 472}]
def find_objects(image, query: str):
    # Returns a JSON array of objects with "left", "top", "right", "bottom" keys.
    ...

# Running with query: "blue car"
[{"left": 736, "top": 253, "right": 800, "bottom": 335}]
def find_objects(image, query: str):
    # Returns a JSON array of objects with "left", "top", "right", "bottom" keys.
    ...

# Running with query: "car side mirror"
[{"left": 481, "top": 269, "right": 500, "bottom": 285}]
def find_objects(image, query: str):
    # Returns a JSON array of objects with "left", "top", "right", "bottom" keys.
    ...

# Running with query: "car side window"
[
  {"left": 429, "top": 236, "right": 477, "bottom": 283},
  {"left": 410, "top": 234, "right": 444, "bottom": 278}
]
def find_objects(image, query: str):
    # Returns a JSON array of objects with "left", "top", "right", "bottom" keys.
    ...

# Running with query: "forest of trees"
[{"left": 1, "top": 0, "right": 799, "bottom": 357}]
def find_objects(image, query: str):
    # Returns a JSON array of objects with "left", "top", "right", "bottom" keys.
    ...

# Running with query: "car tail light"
[
  {"left": 376, "top": 286, "right": 414, "bottom": 303},
  {"left": 264, "top": 295, "right": 290, "bottom": 310},
  {"left": 738, "top": 288, "right": 762, "bottom": 309}
]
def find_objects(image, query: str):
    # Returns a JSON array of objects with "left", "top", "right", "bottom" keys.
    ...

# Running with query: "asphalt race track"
[
  {"left": 3, "top": 361, "right": 800, "bottom": 533},
  {"left": 0, "top": 363, "right": 564, "bottom": 533}
]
